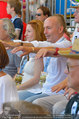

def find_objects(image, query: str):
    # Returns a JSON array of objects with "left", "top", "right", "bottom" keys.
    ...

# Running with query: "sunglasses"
[{"left": 35, "top": 13, "right": 41, "bottom": 16}]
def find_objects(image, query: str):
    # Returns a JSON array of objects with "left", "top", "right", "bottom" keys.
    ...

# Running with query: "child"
[{"left": 7, "top": 0, "right": 23, "bottom": 40}]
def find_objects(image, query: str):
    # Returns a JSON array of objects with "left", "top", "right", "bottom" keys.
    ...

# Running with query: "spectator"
[
  {"left": 0, "top": 18, "right": 21, "bottom": 78},
  {"left": 32, "top": 5, "right": 79, "bottom": 115},
  {"left": 58, "top": 38, "right": 79, "bottom": 118},
  {"left": 7, "top": 0, "right": 23, "bottom": 39},
  {"left": 36, "top": 6, "right": 51, "bottom": 22},
  {"left": 16, "top": 20, "right": 46, "bottom": 100},
  {"left": 0, "top": 41, "right": 18, "bottom": 113},
  {"left": 71, "top": 5, "right": 79, "bottom": 44},
  {"left": 20, "top": 19, "right": 46, "bottom": 73}
]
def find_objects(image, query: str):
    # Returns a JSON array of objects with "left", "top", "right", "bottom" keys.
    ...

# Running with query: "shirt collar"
[
  {"left": 11, "top": 15, "right": 19, "bottom": 23},
  {"left": 56, "top": 36, "right": 65, "bottom": 43}
]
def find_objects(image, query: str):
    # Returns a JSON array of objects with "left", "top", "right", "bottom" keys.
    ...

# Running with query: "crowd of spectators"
[{"left": 0, "top": 0, "right": 79, "bottom": 118}]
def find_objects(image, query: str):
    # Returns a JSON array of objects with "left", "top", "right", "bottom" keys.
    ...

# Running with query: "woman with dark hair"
[
  {"left": 0, "top": 42, "right": 18, "bottom": 113},
  {"left": 36, "top": 6, "right": 51, "bottom": 22}
]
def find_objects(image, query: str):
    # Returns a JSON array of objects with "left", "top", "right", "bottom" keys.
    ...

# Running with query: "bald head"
[
  {"left": 44, "top": 15, "right": 66, "bottom": 43},
  {"left": 44, "top": 16, "right": 58, "bottom": 25}
]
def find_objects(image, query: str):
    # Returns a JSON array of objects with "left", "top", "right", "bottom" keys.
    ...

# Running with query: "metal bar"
[
  {"left": 47, "top": 0, "right": 51, "bottom": 10},
  {"left": 59, "top": 0, "right": 61, "bottom": 14},
  {"left": 55, "top": 0, "right": 56, "bottom": 14},
  {"left": 51, "top": 0, "right": 54, "bottom": 15},
  {"left": 64, "top": 0, "right": 67, "bottom": 21},
  {"left": 26, "top": 0, "right": 29, "bottom": 23},
  {"left": 20, "top": 0, "right": 23, "bottom": 20},
  {"left": 70, "top": 0, "right": 72, "bottom": 26}
]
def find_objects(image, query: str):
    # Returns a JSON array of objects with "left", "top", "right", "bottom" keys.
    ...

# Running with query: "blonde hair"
[
  {"left": 27, "top": 19, "right": 46, "bottom": 41},
  {"left": 2, "top": 18, "right": 16, "bottom": 39}
]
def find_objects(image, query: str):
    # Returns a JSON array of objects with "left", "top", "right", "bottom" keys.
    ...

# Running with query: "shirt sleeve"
[
  {"left": 14, "top": 18, "right": 23, "bottom": 30},
  {"left": 31, "top": 39, "right": 72, "bottom": 48}
]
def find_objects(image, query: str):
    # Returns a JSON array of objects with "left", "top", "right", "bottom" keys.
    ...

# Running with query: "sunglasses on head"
[{"left": 35, "top": 13, "right": 41, "bottom": 16}]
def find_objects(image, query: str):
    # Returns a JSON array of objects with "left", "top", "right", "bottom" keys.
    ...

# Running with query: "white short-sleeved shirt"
[
  {"left": 0, "top": 74, "right": 19, "bottom": 113},
  {"left": 30, "top": 37, "right": 71, "bottom": 95},
  {"left": 40, "top": 37, "right": 71, "bottom": 95}
]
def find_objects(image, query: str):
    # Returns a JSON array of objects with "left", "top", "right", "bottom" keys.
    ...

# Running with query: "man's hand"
[
  {"left": 51, "top": 77, "right": 68, "bottom": 93},
  {"left": 64, "top": 88, "right": 76, "bottom": 100},
  {"left": 35, "top": 48, "right": 56, "bottom": 59},
  {"left": 11, "top": 46, "right": 33, "bottom": 57}
]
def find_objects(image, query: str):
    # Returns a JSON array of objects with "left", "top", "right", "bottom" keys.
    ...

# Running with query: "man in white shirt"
[{"left": 32, "top": 6, "right": 79, "bottom": 114}]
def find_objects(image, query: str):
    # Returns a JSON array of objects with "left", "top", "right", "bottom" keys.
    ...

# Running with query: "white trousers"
[{"left": 33, "top": 94, "right": 68, "bottom": 114}]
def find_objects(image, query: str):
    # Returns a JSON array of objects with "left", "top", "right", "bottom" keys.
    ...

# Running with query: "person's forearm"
[
  {"left": 31, "top": 47, "right": 42, "bottom": 53},
  {"left": 23, "top": 42, "right": 34, "bottom": 47},
  {"left": 17, "top": 78, "right": 39, "bottom": 90},
  {"left": 30, "top": 47, "right": 56, "bottom": 54}
]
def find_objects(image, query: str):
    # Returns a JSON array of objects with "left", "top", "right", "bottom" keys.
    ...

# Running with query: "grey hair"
[{"left": 2, "top": 18, "right": 16, "bottom": 39}]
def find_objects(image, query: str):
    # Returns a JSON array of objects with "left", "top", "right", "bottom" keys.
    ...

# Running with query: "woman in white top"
[
  {"left": 0, "top": 42, "right": 18, "bottom": 113},
  {"left": 17, "top": 19, "right": 46, "bottom": 100}
]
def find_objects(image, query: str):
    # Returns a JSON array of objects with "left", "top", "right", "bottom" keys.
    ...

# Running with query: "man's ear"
[
  {"left": 11, "top": 7, "right": 14, "bottom": 11},
  {"left": 59, "top": 26, "right": 64, "bottom": 33}
]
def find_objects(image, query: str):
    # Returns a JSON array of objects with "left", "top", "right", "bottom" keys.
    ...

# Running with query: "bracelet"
[
  {"left": 54, "top": 48, "right": 59, "bottom": 55},
  {"left": 31, "top": 47, "right": 34, "bottom": 52}
]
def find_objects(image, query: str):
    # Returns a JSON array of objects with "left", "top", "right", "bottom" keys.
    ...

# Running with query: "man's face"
[
  {"left": 6, "top": 3, "right": 12, "bottom": 15},
  {"left": 73, "top": 8, "right": 79, "bottom": 23},
  {"left": 44, "top": 17, "right": 61, "bottom": 43},
  {"left": 35, "top": 9, "right": 47, "bottom": 22},
  {"left": 65, "top": 58, "right": 79, "bottom": 91}
]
